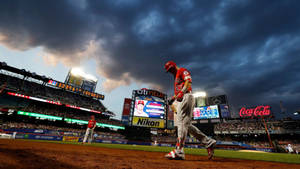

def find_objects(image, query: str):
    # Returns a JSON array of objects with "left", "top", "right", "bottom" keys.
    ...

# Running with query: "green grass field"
[{"left": 26, "top": 140, "right": 300, "bottom": 164}]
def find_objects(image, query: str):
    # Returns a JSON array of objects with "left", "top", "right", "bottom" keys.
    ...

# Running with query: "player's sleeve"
[{"left": 181, "top": 69, "right": 192, "bottom": 83}]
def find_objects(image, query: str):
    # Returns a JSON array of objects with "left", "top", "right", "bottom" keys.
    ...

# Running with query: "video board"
[
  {"left": 81, "top": 80, "right": 97, "bottom": 93},
  {"left": 66, "top": 74, "right": 84, "bottom": 88},
  {"left": 219, "top": 104, "right": 231, "bottom": 118},
  {"left": 193, "top": 105, "right": 220, "bottom": 120},
  {"left": 131, "top": 89, "right": 167, "bottom": 128},
  {"left": 133, "top": 96, "right": 165, "bottom": 119}
]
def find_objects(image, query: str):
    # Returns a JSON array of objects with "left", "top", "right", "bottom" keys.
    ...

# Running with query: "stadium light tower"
[
  {"left": 193, "top": 91, "right": 207, "bottom": 107},
  {"left": 66, "top": 68, "right": 98, "bottom": 92}
]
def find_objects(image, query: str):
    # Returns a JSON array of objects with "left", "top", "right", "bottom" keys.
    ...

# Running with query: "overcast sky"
[{"left": 0, "top": 0, "right": 300, "bottom": 119}]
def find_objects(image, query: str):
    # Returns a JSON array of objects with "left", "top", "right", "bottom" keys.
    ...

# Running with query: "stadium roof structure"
[{"left": 0, "top": 62, "right": 51, "bottom": 83}]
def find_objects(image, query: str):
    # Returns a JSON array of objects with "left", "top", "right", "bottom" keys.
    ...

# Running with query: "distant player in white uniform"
[
  {"left": 287, "top": 144, "right": 294, "bottom": 153},
  {"left": 83, "top": 115, "right": 96, "bottom": 144},
  {"left": 164, "top": 61, "right": 216, "bottom": 160}
]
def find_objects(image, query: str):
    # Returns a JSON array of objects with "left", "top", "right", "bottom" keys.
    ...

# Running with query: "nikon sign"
[{"left": 132, "top": 117, "right": 165, "bottom": 128}]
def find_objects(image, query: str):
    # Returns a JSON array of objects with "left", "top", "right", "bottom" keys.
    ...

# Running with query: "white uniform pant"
[
  {"left": 175, "top": 93, "right": 216, "bottom": 148},
  {"left": 83, "top": 128, "right": 94, "bottom": 143}
]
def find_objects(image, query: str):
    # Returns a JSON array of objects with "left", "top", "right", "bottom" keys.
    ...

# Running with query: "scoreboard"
[
  {"left": 130, "top": 89, "right": 168, "bottom": 129},
  {"left": 48, "top": 80, "right": 104, "bottom": 100}
]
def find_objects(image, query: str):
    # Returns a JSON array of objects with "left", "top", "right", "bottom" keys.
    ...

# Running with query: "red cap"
[
  {"left": 164, "top": 61, "right": 176, "bottom": 72},
  {"left": 138, "top": 100, "right": 144, "bottom": 105}
]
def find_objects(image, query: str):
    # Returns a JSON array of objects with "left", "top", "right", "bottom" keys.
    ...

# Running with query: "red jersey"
[
  {"left": 174, "top": 68, "right": 192, "bottom": 96},
  {"left": 88, "top": 120, "right": 96, "bottom": 128}
]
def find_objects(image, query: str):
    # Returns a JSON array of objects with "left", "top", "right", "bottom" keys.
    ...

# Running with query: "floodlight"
[
  {"left": 70, "top": 68, "right": 97, "bottom": 82},
  {"left": 71, "top": 68, "right": 84, "bottom": 77},
  {"left": 193, "top": 91, "right": 207, "bottom": 98}
]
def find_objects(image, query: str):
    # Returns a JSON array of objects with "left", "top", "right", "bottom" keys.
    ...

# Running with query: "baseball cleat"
[
  {"left": 207, "top": 141, "right": 216, "bottom": 160},
  {"left": 165, "top": 149, "right": 185, "bottom": 160}
]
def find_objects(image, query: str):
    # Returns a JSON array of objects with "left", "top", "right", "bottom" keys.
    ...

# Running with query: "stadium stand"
[
  {"left": 0, "top": 73, "right": 106, "bottom": 112},
  {"left": 0, "top": 63, "right": 125, "bottom": 142}
]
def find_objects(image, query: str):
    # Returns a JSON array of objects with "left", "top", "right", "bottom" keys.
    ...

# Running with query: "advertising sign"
[
  {"left": 121, "top": 115, "right": 130, "bottom": 125},
  {"left": 239, "top": 105, "right": 271, "bottom": 118},
  {"left": 122, "top": 98, "right": 132, "bottom": 116},
  {"left": 132, "top": 117, "right": 165, "bottom": 128},
  {"left": 63, "top": 136, "right": 79, "bottom": 142},
  {"left": 193, "top": 105, "right": 220, "bottom": 120}
]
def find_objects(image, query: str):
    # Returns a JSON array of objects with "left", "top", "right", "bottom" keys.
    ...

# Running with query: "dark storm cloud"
[
  {"left": 0, "top": 0, "right": 91, "bottom": 55},
  {"left": 0, "top": 0, "right": 300, "bottom": 116}
]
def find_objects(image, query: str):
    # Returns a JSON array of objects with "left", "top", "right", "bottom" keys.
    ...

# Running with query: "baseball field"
[{"left": 0, "top": 139, "right": 299, "bottom": 169}]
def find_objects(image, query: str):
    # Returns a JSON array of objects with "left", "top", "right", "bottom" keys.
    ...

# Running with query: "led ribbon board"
[
  {"left": 47, "top": 80, "right": 104, "bottom": 100},
  {"left": 17, "top": 111, "right": 63, "bottom": 120},
  {"left": 8, "top": 92, "right": 62, "bottom": 105},
  {"left": 8, "top": 92, "right": 102, "bottom": 114},
  {"left": 17, "top": 111, "right": 124, "bottom": 130}
]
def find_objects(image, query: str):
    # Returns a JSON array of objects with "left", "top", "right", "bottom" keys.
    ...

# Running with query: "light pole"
[{"left": 193, "top": 91, "right": 207, "bottom": 107}]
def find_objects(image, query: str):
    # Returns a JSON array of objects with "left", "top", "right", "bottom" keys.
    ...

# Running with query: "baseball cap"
[
  {"left": 164, "top": 61, "right": 176, "bottom": 72},
  {"left": 138, "top": 100, "right": 144, "bottom": 105}
]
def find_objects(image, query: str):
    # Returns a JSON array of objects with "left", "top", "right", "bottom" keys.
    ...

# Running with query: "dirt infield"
[{"left": 0, "top": 139, "right": 299, "bottom": 169}]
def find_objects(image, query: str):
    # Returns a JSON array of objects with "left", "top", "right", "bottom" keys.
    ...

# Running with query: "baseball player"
[
  {"left": 164, "top": 61, "right": 216, "bottom": 160},
  {"left": 134, "top": 100, "right": 149, "bottom": 117},
  {"left": 83, "top": 115, "right": 96, "bottom": 144},
  {"left": 287, "top": 144, "right": 294, "bottom": 153}
]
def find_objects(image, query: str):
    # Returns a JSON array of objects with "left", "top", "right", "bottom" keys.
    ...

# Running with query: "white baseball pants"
[
  {"left": 175, "top": 93, "right": 216, "bottom": 148},
  {"left": 83, "top": 128, "right": 94, "bottom": 143}
]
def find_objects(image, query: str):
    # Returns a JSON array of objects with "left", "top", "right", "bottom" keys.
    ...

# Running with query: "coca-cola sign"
[{"left": 239, "top": 105, "right": 271, "bottom": 118}]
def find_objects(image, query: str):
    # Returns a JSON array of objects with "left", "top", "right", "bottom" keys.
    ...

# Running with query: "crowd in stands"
[
  {"left": 0, "top": 73, "right": 105, "bottom": 112},
  {"left": 0, "top": 104, "right": 124, "bottom": 130},
  {"left": 1, "top": 122, "right": 83, "bottom": 134},
  {"left": 214, "top": 121, "right": 278, "bottom": 133},
  {"left": 214, "top": 120, "right": 300, "bottom": 134},
  {"left": 0, "top": 72, "right": 123, "bottom": 127},
  {"left": 22, "top": 103, "right": 65, "bottom": 117},
  {"left": 19, "top": 103, "right": 123, "bottom": 127}
]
